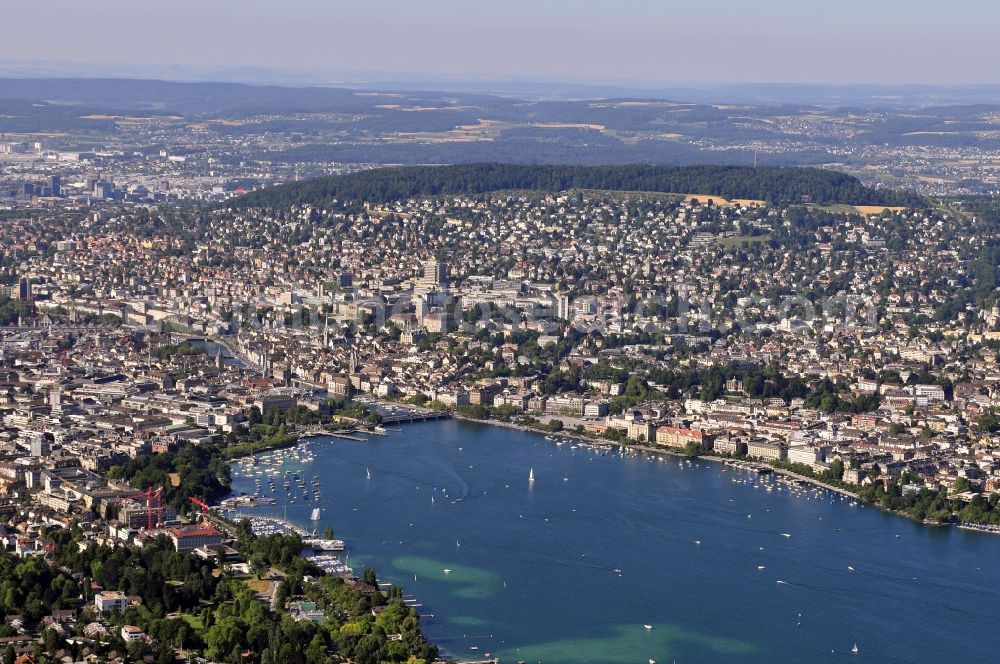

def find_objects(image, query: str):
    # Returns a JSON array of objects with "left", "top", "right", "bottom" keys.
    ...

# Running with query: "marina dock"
[
  {"left": 303, "top": 538, "right": 346, "bottom": 551},
  {"left": 233, "top": 514, "right": 310, "bottom": 537}
]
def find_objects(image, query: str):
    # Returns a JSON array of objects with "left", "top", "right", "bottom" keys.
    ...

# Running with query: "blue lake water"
[{"left": 230, "top": 419, "right": 1000, "bottom": 663}]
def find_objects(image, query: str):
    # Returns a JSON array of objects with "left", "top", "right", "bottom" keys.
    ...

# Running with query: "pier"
[{"left": 298, "top": 428, "right": 368, "bottom": 441}]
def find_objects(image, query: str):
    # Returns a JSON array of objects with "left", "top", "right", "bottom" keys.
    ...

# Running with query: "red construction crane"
[
  {"left": 189, "top": 497, "right": 211, "bottom": 523},
  {"left": 126, "top": 486, "right": 164, "bottom": 531}
]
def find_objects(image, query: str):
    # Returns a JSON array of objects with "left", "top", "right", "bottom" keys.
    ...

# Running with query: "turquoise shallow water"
[{"left": 231, "top": 420, "right": 1000, "bottom": 663}]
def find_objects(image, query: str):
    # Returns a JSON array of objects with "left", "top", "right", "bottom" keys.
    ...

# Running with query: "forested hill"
[{"left": 226, "top": 164, "right": 923, "bottom": 210}]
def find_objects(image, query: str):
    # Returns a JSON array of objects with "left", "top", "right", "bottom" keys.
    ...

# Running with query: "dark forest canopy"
[{"left": 226, "top": 164, "right": 924, "bottom": 210}]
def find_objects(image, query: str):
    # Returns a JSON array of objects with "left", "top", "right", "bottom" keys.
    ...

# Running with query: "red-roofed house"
[{"left": 165, "top": 523, "right": 223, "bottom": 552}]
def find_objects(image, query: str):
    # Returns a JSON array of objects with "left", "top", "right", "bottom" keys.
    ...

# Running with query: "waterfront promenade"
[{"left": 452, "top": 412, "right": 863, "bottom": 497}]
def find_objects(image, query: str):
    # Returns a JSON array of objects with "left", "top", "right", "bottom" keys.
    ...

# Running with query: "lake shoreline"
[
  {"left": 227, "top": 411, "right": 995, "bottom": 541},
  {"left": 455, "top": 412, "right": 861, "bottom": 493},
  {"left": 451, "top": 413, "right": 998, "bottom": 535}
]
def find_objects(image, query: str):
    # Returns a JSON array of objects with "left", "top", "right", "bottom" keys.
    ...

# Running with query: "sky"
[{"left": 2, "top": 0, "right": 999, "bottom": 85}]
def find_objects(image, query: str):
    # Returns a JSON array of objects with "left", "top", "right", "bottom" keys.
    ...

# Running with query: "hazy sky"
[{"left": 3, "top": 0, "right": 999, "bottom": 85}]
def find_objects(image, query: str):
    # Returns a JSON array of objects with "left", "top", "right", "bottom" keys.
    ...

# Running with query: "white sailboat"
[
  {"left": 529, "top": 468, "right": 535, "bottom": 483},
  {"left": 366, "top": 468, "right": 372, "bottom": 480},
  {"left": 851, "top": 643, "right": 859, "bottom": 654}
]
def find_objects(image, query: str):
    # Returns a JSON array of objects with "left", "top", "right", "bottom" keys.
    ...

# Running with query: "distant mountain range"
[{"left": 2, "top": 61, "right": 1000, "bottom": 107}]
